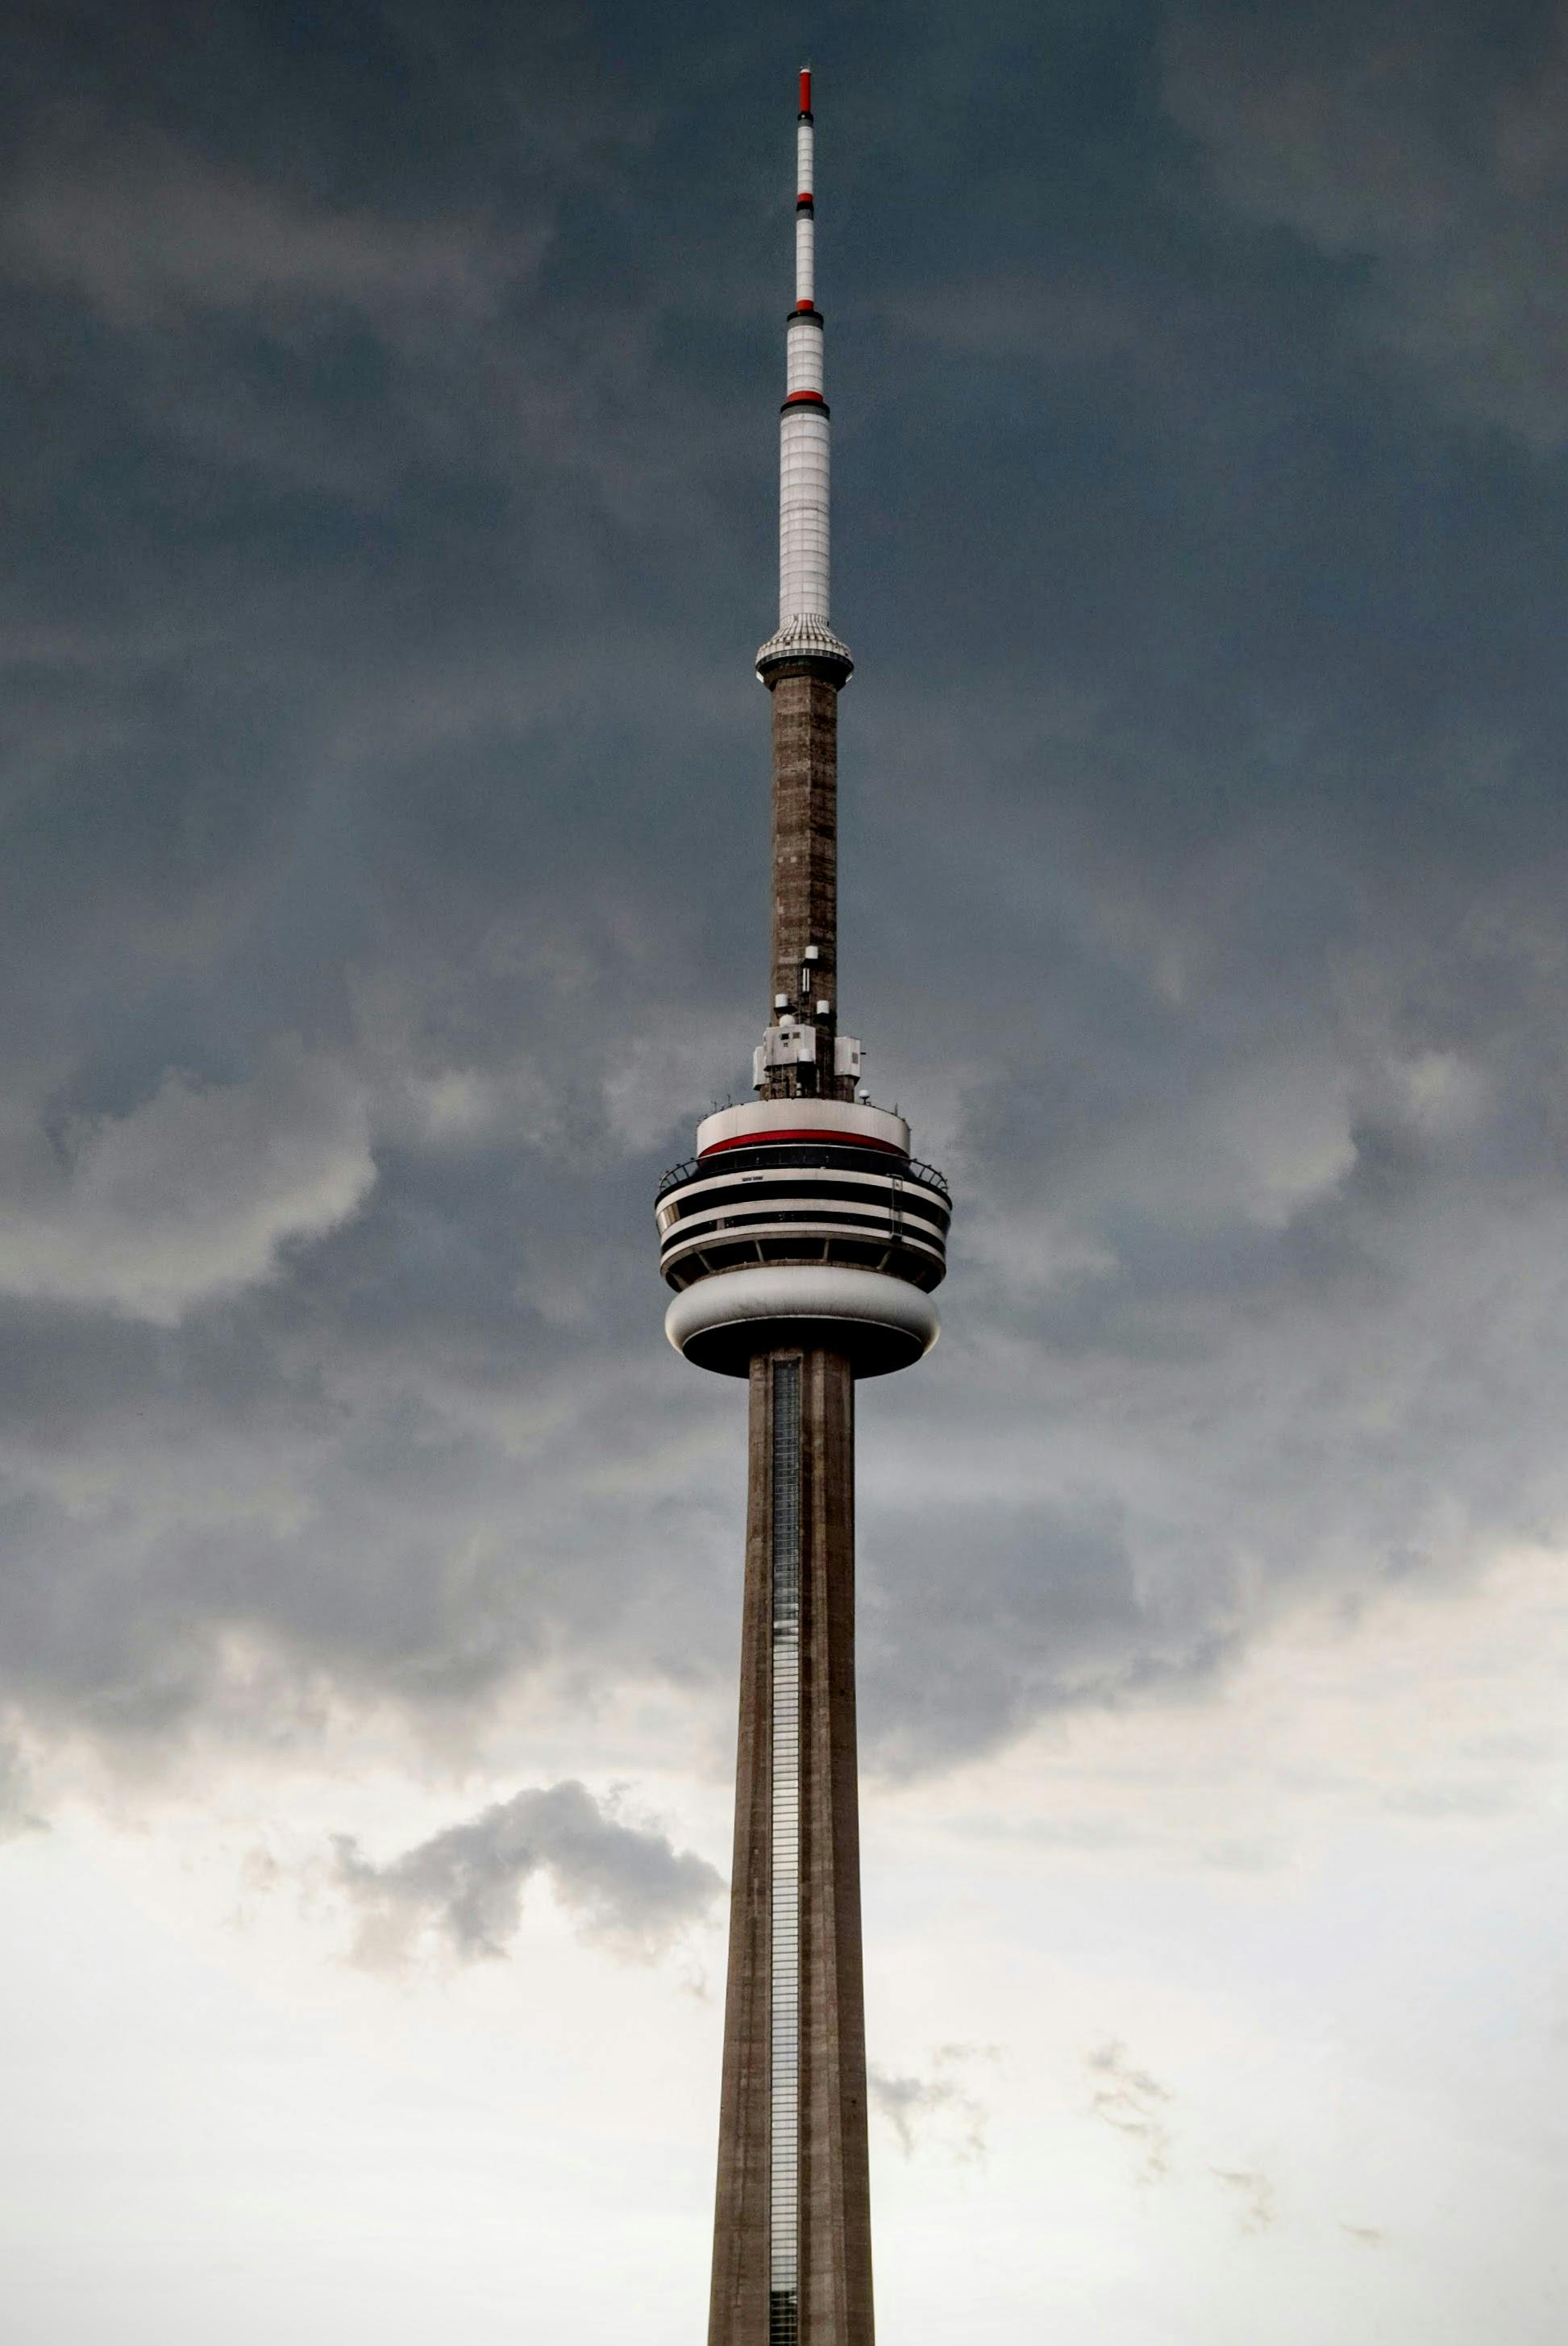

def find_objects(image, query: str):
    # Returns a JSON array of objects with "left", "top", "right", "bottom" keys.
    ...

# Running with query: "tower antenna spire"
[
  {"left": 754, "top": 61, "right": 855, "bottom": 1106},
  {"left": 756, "top": 66, "right": 852, "bottom": 701}
]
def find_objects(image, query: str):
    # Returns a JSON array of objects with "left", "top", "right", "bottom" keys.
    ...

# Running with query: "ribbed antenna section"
[{"left": 757, "top": 66, "right": 852, "bottom": 688}]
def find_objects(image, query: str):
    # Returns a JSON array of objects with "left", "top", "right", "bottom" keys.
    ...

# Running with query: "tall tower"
[{"left": 656, "top": 71, "right": 950, "bottom": 2346}]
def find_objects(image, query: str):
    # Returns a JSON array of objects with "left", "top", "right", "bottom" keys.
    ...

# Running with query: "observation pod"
[{"left": 657, "top": 1100, "right": 948, "bottom": 1378}]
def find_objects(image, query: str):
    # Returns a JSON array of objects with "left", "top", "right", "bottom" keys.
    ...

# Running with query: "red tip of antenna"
[{"left": 799, "top": 68, "right": 812, "bottom": 115}]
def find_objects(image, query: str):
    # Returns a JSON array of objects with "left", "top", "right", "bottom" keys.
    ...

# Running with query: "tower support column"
[{"left": 709, "top": 1348, "right": 874, "bottom": 2346}]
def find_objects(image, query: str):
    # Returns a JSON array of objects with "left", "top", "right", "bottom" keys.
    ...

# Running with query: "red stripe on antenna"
[{"left": 799, "top": 68, "right": 812, "bottom": 114}]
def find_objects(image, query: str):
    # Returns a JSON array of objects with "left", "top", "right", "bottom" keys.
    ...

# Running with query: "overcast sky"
[{"left": 2, "top": 2, "right": 1566, "bottom": 2340}]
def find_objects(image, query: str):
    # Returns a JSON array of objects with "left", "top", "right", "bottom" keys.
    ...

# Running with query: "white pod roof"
[{"left": 697, "top": 1098, "right": 909, "bottom": 1158}]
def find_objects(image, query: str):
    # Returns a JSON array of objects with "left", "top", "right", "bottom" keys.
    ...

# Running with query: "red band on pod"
[{"left": 700, "top": 1129, "right": 904, "bottom": 1158}]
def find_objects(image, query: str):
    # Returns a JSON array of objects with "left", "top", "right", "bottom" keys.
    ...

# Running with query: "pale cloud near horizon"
[
  {"left": 869, "top": 2042, "right": 996, "bottom": 2161},
  {"left": 328, "top": 1778, "right": 722, "bottom": 1966}
]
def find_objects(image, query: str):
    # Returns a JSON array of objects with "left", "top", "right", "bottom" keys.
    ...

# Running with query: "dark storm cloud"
[
  {"left": 1, "top": 1, "right": 1566, "bottom": 1797},
  {"left": 1163, "top": 0, "right": 1568, "bottom": 449},
  {"left": 330, "top": 1778, "right": 722, "bottom": 1964}
]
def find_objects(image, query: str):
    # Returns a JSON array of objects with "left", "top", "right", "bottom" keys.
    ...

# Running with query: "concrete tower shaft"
[{"left": 709, "top": 1351, "right": 872, "bottom": 2346}]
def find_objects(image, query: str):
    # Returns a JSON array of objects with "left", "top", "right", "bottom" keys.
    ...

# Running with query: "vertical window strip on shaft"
[{"left": 769, "top": 1357, "right": 802, "bottom": 2345}]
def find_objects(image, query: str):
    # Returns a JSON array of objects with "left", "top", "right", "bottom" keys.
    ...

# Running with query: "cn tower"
[{"left": 655, "top": 70, "right": 951, "bottom": 2346}]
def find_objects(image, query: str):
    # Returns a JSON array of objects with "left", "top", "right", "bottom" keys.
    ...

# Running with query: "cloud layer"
[{"left": 0, "top": 0, "right": 1565, "bottom": 1818}]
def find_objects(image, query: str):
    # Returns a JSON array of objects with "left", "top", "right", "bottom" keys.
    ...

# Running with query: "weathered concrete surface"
[
  {"left": 708, "top": 1349, "right": 874, "bottom": 2346},
  {"left": 796, "top": 1350, "right": 873, "bottom": 2344},
  {"left": 708, "top": 1358, "right": 776, "bottom": 2344},
  {"left": 766, "top": 672, "right": 854, "bottom": 1101}
]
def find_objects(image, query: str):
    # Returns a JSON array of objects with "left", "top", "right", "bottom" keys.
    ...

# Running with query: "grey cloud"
[
  {"left": 1088, "top": 2041, "right": 1177, "bottom": 2186},
  {"left": 0, "top": 1042, "right": 373, "bottom": 1322},
  {"left": 0, "top": 1739, "right": 44, "bottom": 1842},
  {"left": 1211, "top": 2166, "right": 1278, "bottom": 2236},
  {"left": 330, "top": 1779, "right": 722, "bottom": 1966},
  {"left": 2, "top": 131, "right": 541, "bottom": 330},
  {"left": 1088, "top": 2050, "right": 1285, "bottom": 2233},
  {"left": 881, "top": 268, "right": 1143, "bottom": 370},
  {"left": 1163, "top": 2, "right": 1568, "bottom": 447},
  {"left": 1381, "top": 1778, "right": 1522, "bottom": 1820},
  {"left": 869, "top": 2044, "right": 996, "bottom": 2161},
  {"left": 847, "top": 864, "right": 1568, "bottom": 1765},
  {"left": 0, "top": 1313, "right": 737, "bottom": 1754},
  {"left": 858, "top": 1493, "right": 1237, "bottom": 1775}
]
